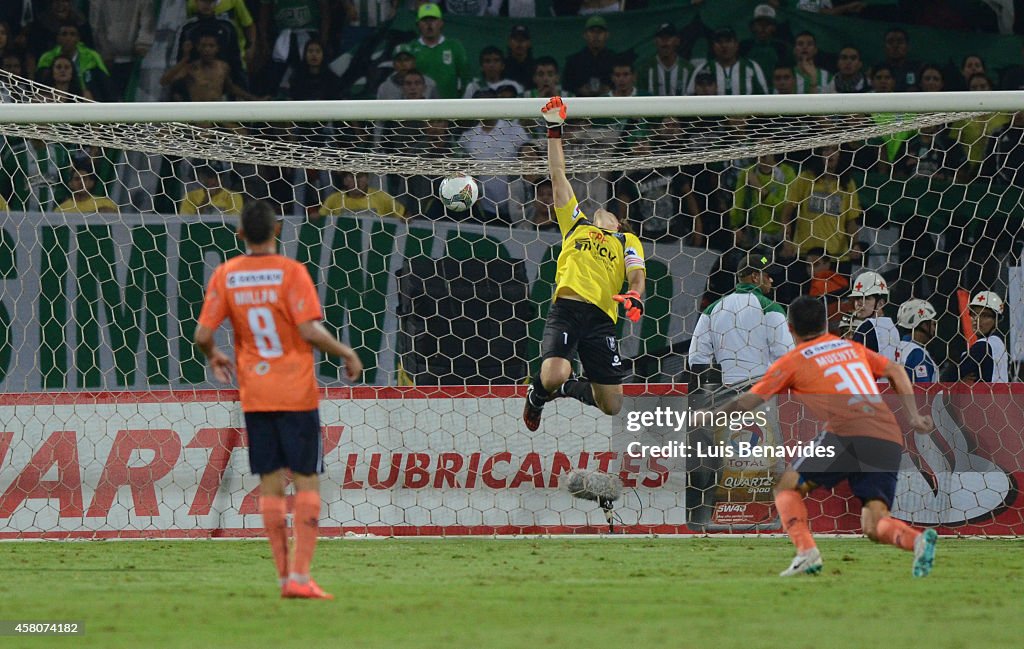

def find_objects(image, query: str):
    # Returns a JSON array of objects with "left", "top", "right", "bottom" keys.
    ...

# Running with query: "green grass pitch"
[{"left": 4, "top": 537, "right": 1022, "bottom": 649}]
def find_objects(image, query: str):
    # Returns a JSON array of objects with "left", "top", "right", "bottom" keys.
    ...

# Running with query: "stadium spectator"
[
  {"left": 180, "top": 163, "right": 244, "bottom": 216},
  {"left": 458, "top": 110, "right": 530, "bottom": 223},
  {"left": 782, "top": 145, "right": 861, "bottom": 262},
  {"left": 792, "top": 31, "right": 832, "bottom": 94},
  {"left": 607, "top": 58, "right": 639, "bottom": 97},
  {"left": 1000, "top": 48, "right": 1024, "bottom": 90},
  {"left": 258, "top": 0, "right": 330, "bottom": 95},
  {"left": 504, "top": 24, "right": 535, "bottom": 89},
  {"left": 161, "top": 36, "right": 265, "bottom": 101},
  {"left": 983, "top": 110, "right": 1024, "bottom": 187},
  {"left": 635, "top": 22, "right": 692, "bottom": 97},
  {"left": 88, "top": 0, "right": 154, "bottom": 101},
  {"left": 917, "top": 63, "right": 946, "bottom": 93},
  {"left": 401, "top": 67, "right": 427, "bottom": 99},
  {"left": 337, "top": 0, "right": 397, "bottom": 29},
  {"left": 408, "top": 3, "right": 469, "bottom": 99},
  {"left": 879, "top": 27, "right": 921, "bottom": 91},
  {"left": 730, "top": 153, "right": 796, "bottom": 251},
  {"left": 944, "top": 291, "right": 1008, "bottom": 382},
  {"left": 563, "top": 15, "right": 617, "bottom": 98},
  {"left": 57, "top": 164, "right": 118, "bottom": 214},
  {"left": 896, "top": 123, "right": 965, "bottom": 182},
  {"left": 36, "top": 22, "right": 111, "bottom": 100},
  {"left": 771, "top": 64, "right": 796, "bottom": 94},
  {"left": 37, "top": 52, "right": 90, "bottom": 98},
  {"left": 869, "top": 62, "right": 897, "bottom": 92},
  {"left": 186, "top": 0, "right": 257, "bottom": 69},
  {"left": 806, "top": 248, "right": 848, "bottom": 295},
  {"left": 175, "top": 0, "right": 247, "bottom": 91},
  {"left": 824, "top": 45, "right": 867, "bottom": 93},
  {"left": 522, "top": 56, "right": 565, "bottom": 99},
  {"left": 959, "top": 54, "right": 986, "bottom": 90},
  {"left": 520, "top": 179, "right": 558, "bottom": 231},
  {"left": 689, "top": 252, "right": 794, "bottom": 389},
  {"left": 318, "top": 171, "right": 407, "bottom": 219},
  {"left": 741, "top": 5, "right": 788, "bottom": 83},
  {"left": 25, "top": 0, "right": 91, "bottom": 61},
  {"left": 954, "top": 73, "right": 1009, "bottom": 178},
  {"left": 283, "top": 38, "right": 342, "bottom": 100},
  {"left": 844, "top": 272, "right": 899, "bottom": 363},
  {"left": 0, "top": 20, "right": 31, "bottom": 79},
  {"left": 376, "top": 43, "right": 438, "bottom": 100},
  {"left": 194, "top": 200, "right": 362, "bottom": 601},
  {"left": 463, "top": 46, "right": 523, "bottom": 98},
  {"left": 690, "top": 28, "right": 768, "bottom": 96},
  {"left": 613, "top": 119, "right": 701, "bottom": 241},
  {"left": 895, "top": 299, "right": 938, "bottom": 383}
]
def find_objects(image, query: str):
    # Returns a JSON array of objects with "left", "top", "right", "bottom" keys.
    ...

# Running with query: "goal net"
[{"left": 0, "top": 67, "right": 1021, "bottom": 538}]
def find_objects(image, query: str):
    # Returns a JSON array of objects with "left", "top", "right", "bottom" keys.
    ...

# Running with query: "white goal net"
[{"left": 0, "top": 69, "right": 1021, "bottom": 537}]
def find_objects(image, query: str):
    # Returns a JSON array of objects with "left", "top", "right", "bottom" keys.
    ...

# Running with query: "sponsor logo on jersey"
[
  {"left": 443, "top": 50, "right": 452, "bottom": 65},
  {"left": 606, "top": 336, "right": 617, "bottom": 351},
  {"left": 254, "top": 361, "right": 271, "bottom": 376},
  {"left": 227, "top": 269, "right": 284, "bottom": 288},
  {"left": 800, "top": 338, "right": 850, "bottom": 358}
]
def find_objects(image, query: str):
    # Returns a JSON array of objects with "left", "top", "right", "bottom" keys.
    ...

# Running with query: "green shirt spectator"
[
  {"left": 37, "top": 32, "right": 112, "bottom": 101},
  {"left": 408, "top": 3, "right": 470, "bottom": 99},
  {"left": 731, "top": 156, "right": 797, "bottom": 241}
]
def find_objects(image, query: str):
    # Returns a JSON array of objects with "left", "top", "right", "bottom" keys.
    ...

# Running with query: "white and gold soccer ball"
[{"left": 439, "top": 175, "right": 479, "bottom": 212}]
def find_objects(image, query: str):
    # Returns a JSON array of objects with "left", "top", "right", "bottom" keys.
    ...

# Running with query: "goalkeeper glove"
[
  {"left": 612, "top": 290, "right": 643, "bottom": 323},
  {"left": 541, "top": 96, "right": 567, "bottom": 138}
]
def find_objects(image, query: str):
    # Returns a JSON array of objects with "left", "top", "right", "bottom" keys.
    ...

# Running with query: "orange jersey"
[
  {"left": 751, "top": 334, "right": 902, "bottom": 444},
  {"left": 197, "top": 254, "right": 323, "bottom": 412}
]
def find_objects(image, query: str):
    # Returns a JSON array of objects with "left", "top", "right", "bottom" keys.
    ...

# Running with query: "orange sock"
[
  {"left": 290, "top": 491, "right": 321, "bottom": 580},
  {"left": 875, "top": 516, "right": 920, "bottom": 551},
  {"left": 775, "top": 489, "right": 816, "bottom": 553},
  {"left": 259, "top": 495, "right": 289, "bottom": 580}
]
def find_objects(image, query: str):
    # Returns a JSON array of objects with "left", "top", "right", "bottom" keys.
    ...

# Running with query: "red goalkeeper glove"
[
  {"left": 541, "top": 96, "right": 567, "bottom": 138},
  {"left": 612, "top": 290, "right": 643, "bottom": 323}
]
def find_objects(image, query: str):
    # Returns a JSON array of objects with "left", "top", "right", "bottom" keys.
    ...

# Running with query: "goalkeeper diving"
[{"left": 523, "top": 96, "right": 647, "bottom": 431}]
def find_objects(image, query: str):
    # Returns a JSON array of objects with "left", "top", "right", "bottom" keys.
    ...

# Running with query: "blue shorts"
[
  {"left": 244, "top": 410, "right": 323, "bottom": 476},
  {"left": 792, "top": 432, "right": 902, "bottom": 508}
]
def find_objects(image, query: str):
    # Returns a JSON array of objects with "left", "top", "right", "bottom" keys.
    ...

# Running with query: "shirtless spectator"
[{"left": 161, "top": 35, "right": 264, "bottom": 102}]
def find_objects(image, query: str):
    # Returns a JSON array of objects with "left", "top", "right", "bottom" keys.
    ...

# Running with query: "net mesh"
[{"left": 0, "top": 67, "right": 1021, "bottom": 538}]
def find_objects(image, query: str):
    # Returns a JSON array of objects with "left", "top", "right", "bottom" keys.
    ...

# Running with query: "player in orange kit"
[
  {"left": 717, "top": 296, "right": 938, "bottom": 577},
  {"left": 194, "top": 200, "right": 363, "bottom": 599}
]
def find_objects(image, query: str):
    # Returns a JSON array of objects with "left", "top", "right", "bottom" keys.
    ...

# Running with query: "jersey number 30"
[
  {"left": 824, "top": 361, "right": 881, "bottom": 400},
  {"left": 248, "top": 307, "right": 283, "bottom": 358}
]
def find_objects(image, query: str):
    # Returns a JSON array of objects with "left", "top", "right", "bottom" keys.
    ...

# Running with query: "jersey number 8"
[{"left": 248, "top": 307, "right": 283, "bottom": 358}]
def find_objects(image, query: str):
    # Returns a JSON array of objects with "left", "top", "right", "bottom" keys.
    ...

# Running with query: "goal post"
[{"left": 0, "top": 68, "right": 1023, "bottom": 538}]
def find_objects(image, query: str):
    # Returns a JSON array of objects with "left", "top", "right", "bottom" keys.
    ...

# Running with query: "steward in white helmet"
[
  {"left": 846, "top": 271, "right": 899, "bottom": 362},
  {"left": 895, "top": 299, "right": 938, "bottom": 382},
  {"left": 944, "top": 291, "right": 1009, "bottom": 382}
]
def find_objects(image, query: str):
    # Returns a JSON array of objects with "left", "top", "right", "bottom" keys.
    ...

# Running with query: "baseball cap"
[
  {"left": 713, "top": 26, "right": 737, "bottom": 41},
  {"left": 509, "top": 24, "right": 531, "bottom": 40},
  {"left": 655, "top": 22, "right": 676, "bottom": 38},
  {"left": 417, "top": 2, "right": 442, "bottom": 20},
  {"left": 752, "top": 4, "right": 777, "bottom": 21},
  {"left": 584, "top": 15, "right": 608, "bottom": 30},
  {"left": 737, "top": 253, "right": 773, "bottom": 279},
  {"left": 393, "top": 43, "right": 414, "bottom": 58}
]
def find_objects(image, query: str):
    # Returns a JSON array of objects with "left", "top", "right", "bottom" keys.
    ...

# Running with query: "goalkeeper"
[{"left": 522, "top": 96, "right": 647, "bottom": 431}]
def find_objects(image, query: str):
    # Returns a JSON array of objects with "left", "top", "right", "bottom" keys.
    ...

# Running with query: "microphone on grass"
[{"left": 564, "top": 469, "right": 623, "bottom": 533}]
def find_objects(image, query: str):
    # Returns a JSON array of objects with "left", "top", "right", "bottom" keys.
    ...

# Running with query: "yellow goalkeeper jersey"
[{"left": 553, "top": 195, "right": 646, "bottom": 323}]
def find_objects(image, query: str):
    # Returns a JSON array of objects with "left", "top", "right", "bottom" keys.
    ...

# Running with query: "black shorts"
[
  {"left": 541, "top": 299, "right": 626, "bottom": 385},
  {"left": 793, "top": 432, "right": 902, "bottom": 508},
  {"left": 244, "top": 410, "right": 323, "bottom": 476}
]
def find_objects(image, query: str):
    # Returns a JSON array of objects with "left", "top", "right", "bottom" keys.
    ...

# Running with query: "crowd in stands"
[{"left": 0, "top": 1, "right": 1021, "bottom": 359}]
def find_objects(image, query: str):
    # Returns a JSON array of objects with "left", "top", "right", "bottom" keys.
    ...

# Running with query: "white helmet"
[
  {"left": 970, "top": 291, "right": 1005, "bottom": 316},
  {"left": 850, "top": 271, "right": 889, "bottom": 298},
  {"left": 897, "top": 299, "right": 937, "bottom": 329}
]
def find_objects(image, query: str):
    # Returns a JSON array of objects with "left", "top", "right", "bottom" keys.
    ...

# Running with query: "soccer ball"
[{"left": 439, "top": 175, "right": 479, "bottom": 212}]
